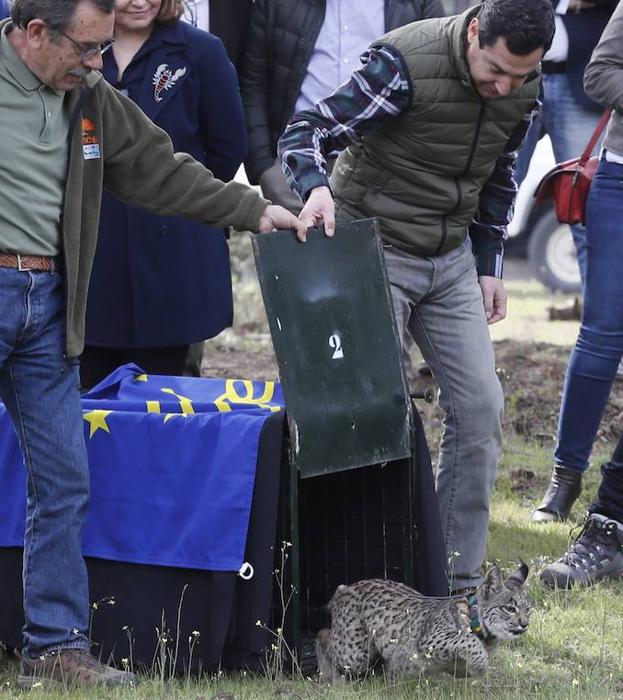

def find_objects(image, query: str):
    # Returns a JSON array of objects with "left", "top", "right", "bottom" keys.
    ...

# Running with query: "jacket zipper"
[
  {"left": 464, "top": 100, "right": 487, "bottom": 174},
  {"left": 435, "top": 100, "right": 487, "bottom": 256}
]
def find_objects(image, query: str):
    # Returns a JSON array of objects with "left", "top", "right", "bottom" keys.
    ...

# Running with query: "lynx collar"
[{"left": 467, "top": 594, "right": 494, "bottom": 641}]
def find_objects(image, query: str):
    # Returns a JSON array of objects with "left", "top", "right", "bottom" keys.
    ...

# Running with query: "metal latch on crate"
[{"left": 252, "top": 218, "right": 412, "bottom": 478}]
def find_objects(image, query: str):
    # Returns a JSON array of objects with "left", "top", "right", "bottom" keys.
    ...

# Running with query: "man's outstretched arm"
[{"left": 277, "top": 45, "right": 410, "bottom": 235}]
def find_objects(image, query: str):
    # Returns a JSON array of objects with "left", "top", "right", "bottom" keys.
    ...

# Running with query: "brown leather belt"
[{"left": 0, "top": 253, "right": 60, "bottom": 272}]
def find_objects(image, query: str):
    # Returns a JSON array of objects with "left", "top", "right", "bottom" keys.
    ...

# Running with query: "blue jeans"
[
  {"left": 554, "top": 158, "right": 623, "bottom": 473},
  {"left": 515, "top": 73, "right": 602, "bottom": 290},
  {"left": 0, "top": 268, "right": 90, "bottom": 657}
]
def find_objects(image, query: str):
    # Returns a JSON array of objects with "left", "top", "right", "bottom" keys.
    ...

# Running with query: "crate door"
[{"left": 252, "top": 218, "right": 412, "bottom": 477}]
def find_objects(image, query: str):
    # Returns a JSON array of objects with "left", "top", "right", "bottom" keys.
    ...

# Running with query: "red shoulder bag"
[{"left": 534, "top": 108, "right": 612, "bottom": 226}]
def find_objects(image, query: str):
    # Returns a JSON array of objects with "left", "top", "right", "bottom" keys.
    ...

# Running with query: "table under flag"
[{"left": 0, "top": 364, "right": 284, "bottom": 572}]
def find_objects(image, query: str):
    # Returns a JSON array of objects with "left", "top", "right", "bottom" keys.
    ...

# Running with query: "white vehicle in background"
[{"left": 507, "top": 136, "right": 581, "bottom": 293}]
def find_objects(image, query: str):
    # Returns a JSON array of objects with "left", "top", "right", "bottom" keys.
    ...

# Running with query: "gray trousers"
[{"left": 384, "top": 237, "right": 503, "bottom": 589}]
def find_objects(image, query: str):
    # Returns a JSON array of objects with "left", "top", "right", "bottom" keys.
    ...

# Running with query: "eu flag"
[{"left": 0, "top": 364, "right": 284, "bottom": 572}]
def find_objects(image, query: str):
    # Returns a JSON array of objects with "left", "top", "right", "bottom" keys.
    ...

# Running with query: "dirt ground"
[{"left": 494, "top": 339, "right": 623, "bottom": 444}]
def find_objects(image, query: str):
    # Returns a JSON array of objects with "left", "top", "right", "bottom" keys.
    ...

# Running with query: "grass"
[{"left": 2, "top": 255, "right": 622, "bottom": 699}]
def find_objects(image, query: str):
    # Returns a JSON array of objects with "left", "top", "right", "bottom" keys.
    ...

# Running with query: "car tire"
[{"left": 527, "top": 208, "right": 582, "bottom": 293}]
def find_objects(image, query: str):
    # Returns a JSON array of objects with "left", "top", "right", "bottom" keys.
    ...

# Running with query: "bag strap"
[{"left": 579, "top": 108, "right": 613, "bottom": 166}]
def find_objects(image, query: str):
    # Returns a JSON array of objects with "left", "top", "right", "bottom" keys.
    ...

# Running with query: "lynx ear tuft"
[
  {"left": 505, "top": 559, "right": 529, "bottom": 591},
  {"left": 482, "top": 563, "right": 503, "bottom": 598}
]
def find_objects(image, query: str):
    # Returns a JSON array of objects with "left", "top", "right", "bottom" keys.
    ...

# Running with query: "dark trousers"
[
  {"left": 590, "top": 434, "right": 623, "bottom": 524},
  {"left": 80, "top": 344, "right": 189, "bottom": 391}
]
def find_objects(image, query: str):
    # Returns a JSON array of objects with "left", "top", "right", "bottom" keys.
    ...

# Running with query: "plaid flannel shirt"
[{"left": 278, "top": 45, "right": 541, "bottom": 278}]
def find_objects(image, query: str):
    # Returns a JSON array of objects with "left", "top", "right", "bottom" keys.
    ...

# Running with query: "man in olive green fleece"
[{"left": 0, "top": 0, "right": 304, "bottom": 690}]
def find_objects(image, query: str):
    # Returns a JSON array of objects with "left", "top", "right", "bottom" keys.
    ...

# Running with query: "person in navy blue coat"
[
  {"left": 0, "top": 0, "right": 9, "bottom": 19},
  {"left": 82, "top": 0, "right": 247, "bottom": 389}
]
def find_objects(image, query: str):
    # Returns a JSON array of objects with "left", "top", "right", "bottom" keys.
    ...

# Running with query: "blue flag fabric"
[{"left": 0, "top": 364, "right": 284, "bottom": 572}]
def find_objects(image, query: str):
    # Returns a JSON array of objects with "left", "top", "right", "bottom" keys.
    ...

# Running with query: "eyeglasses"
[{"left": 61, "top": 31, "right": 115, "bottom": 60}]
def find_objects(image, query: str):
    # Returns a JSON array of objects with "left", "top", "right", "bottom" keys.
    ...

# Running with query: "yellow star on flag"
[{"left": 83, "top": 410, "right": 113, "bottom": 438}]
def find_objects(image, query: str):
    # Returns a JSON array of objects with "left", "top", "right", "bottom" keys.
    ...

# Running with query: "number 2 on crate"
[{"left": 329, "top": 333, "right": 344, "bottom": 360}]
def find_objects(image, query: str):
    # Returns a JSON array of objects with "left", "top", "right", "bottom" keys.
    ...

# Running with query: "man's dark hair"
[
  {"left": 12, "top": 0, "right": 115, "bottom": 34},
  {"left": 477, "top": 0, "right": 555, "bottom": 56}
]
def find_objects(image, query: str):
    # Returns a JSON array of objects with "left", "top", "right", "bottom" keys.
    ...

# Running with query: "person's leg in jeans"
[
  {"left": 0, "top": 269, "right": 90, "bottom": 657},
  {"left": 0, "top": 268, "right": 138, "bottom": 688},
  {"left": 533, "top": 158, "right": 623, "bottom": 523},
  {"left": 555, "top": 159, "right": 623, "bottom": 470},
  {"left": 385, "top": 239, "right": 503, "bottom": 590}
]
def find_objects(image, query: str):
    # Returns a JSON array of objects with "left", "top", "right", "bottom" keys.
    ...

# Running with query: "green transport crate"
[{"left": 252, "top": 219, "right": 447, "bottom": 672}]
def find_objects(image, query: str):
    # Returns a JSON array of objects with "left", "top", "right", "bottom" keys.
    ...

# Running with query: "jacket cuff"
[
  {"left": 236, "top": 195, "right": 271, "bottom": 233},
  {"left": 302, "top": 175, "right": 333, "bottom": 202},
  {"left": 476, "top": 248, "right": 504, "bottom": 278}
]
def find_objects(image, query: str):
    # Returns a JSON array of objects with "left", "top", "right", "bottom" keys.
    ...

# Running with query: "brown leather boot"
[
  {"left": 17, "top": 649, "right": 138, "bottom": 690},
  {"left": 531, "top": 465, "right": 582, "bottom": 523}
]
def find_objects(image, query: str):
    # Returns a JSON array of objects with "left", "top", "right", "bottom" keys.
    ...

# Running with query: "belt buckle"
[{"left": 16, "top": 255, "right": 32, "bottom": 272}]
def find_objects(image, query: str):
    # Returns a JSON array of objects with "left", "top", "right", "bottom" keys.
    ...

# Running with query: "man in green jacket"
[
  {"left": 0, "top": 0, "right": 304, "bottom": 689},
  {"left": 278, "top": 0, "right": 554, "bottom": 593}
]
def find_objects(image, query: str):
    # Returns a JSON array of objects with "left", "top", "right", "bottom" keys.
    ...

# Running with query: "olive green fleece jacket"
[{"left": 0, "top": 20, "right": 269, "bottom": 357}]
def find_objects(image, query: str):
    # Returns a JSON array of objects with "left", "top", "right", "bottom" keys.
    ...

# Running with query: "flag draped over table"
[{"left": 0, "top": 364, "right": 284, "bottom": 572}]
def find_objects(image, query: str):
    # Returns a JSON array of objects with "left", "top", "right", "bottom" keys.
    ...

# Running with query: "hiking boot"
[
  {"left": 540, "top": 513, "right": 623, "bottom": 589},
  {"left": 17, "top": 648, "right": 138, "bottom": 690},
  {"left": 531, "top": 465, "right": 582, "bottom": 523}
]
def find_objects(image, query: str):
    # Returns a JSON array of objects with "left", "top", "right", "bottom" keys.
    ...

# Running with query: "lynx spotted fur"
[{"left": 317, "top": 562, "right": 531, "bottom": 679}]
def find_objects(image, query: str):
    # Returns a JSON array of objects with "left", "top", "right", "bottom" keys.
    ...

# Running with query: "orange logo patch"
[
  {"left": 82, "top": 117, "right": 96, "bottom": 135},
  {"left": 81, "top": 116, "right": 101, "bottom": 160},
  {"left": 81, "top": 117, "right": 99, "bottom": 146}
]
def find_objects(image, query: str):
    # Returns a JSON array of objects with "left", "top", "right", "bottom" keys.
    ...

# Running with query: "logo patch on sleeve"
[{"left": 82, "top": 117, "right": 101, "bottom": 160}]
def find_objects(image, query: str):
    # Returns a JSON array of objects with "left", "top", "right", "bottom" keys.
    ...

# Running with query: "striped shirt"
[{"left": 278, "top": 45, "right": 540, "bottom": 278}]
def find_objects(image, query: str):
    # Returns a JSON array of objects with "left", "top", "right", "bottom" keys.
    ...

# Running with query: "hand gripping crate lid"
[{"left": 252, "top": 218, "right": 412, "bottom": 477}]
